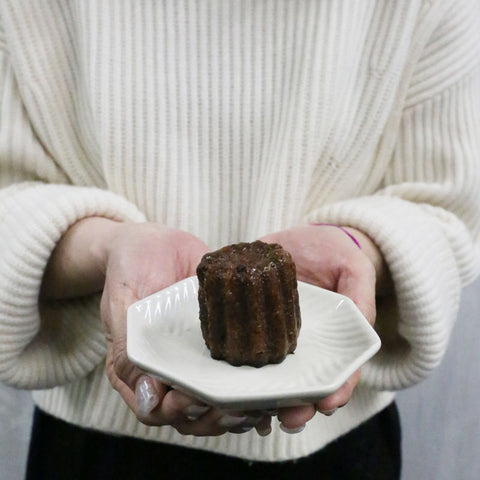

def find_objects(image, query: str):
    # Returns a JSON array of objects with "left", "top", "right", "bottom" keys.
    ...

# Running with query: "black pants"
[{"left": 26, "top": 403, "right": 401, "bottom": 480}]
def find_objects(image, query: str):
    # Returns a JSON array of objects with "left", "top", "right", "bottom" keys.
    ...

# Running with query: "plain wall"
[{"left": 396, "top": 276, "right": 480, "bottom": 480}]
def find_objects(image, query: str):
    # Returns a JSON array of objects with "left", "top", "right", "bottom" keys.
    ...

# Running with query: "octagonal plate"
[{"left": 127, "top": 276, "right": 380, "bottom": 411}]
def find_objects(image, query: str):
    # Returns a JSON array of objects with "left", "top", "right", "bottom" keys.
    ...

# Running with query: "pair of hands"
[{"left": 41, "top": 219, "right": 384, "bottom": 437}]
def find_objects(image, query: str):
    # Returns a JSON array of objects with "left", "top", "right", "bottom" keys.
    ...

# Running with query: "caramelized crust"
[{"left": 197, "top": 241, "right": 301, "bottom": 367}]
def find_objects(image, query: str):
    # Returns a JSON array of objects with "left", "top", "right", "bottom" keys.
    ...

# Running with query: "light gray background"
[{"left": 1, "top": 277, "right": 479, "bottom": 479}]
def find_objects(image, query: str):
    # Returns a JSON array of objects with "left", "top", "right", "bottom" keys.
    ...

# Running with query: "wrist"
[
  {"left": 86, "top": 217, "right": 125, "bottom": 274},
  {"left": 41, "top": 216, "right": 124, "bottom": 299},
  {"left": 342, "top": 226, "right": 392, "bottom": 296},
  {"left": 308, "top": 223, "right": 392, "bottom": 297}
]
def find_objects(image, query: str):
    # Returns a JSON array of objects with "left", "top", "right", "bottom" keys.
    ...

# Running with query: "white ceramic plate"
[{"left": 127, "top": 276, "right": 380, "bottom": 410}]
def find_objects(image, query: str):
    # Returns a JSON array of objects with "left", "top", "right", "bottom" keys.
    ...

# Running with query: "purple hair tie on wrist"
[{"left": 310, "top": 223, "right": 362, "bottom": 249}]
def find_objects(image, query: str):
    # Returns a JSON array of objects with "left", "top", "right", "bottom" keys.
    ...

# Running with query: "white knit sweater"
[{"left": 1, "top": 0, "right": 479, "bottom": 462}]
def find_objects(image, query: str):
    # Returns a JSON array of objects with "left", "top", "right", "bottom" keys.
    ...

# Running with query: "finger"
[
  {"left": 173, "top": 407, "right": 236, "bottom": 436},
  {"left": 101, "top": 280, "right": 138, "bottom": 349},
  {"left": 277, "top": 404, "right": 315, "bottom": 433},
  {"left": 135, "top": 375, "right": 164, "bottom": 418},
  {"left": 239, "top": 413, "right": 273, "bottom": 437},
  {"left": 181, "top": 408, "right": 268, "bottom": 437},
  {"left": 102, "top": 280, "right": 155, "bottom": 400},
  {"left": 105, "top": 347, "right": 169, "bottom": 424},
  {"left": 105, "top": 345, "right": 140, "bottom": 411},
  {"left": 336, "top": 255, "right": 376, "bottom": 324},
  {"left": 316, "top": 370, "right": 361, "bottom": 414},
  {"left": 160, "top": 389, "right": 211, "bottom": 425},
  {"left": 102, "top": 280, "right": 163, "bottom": 422},
  {"left": 140, "top": 387, "right": 220, "bottom": 433},
  {"left": 227, "top": 411, "right": 270, "bottom": 435},
  {"left": 255, "top": 416, "right": 272, "bottom": 436}
]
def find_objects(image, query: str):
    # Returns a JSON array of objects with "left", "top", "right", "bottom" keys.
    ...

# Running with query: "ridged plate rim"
[{"left": 127, "top": 276, "right": 381, "bottom": 410}]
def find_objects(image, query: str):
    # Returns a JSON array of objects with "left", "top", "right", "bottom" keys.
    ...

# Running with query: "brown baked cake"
[{"left": 196, "top": 240, "right": 301, "bottom": 367}]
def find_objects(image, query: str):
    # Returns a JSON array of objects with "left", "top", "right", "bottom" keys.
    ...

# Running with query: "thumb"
[
  {"left": 336, "top": 258, "right": 377, "bottom": 325},
  {"left": 105, "top": 346, "right": 166, "bottom": 417},
  {"left": 101, "top": 281, "right": 165, "bottom": 418}
]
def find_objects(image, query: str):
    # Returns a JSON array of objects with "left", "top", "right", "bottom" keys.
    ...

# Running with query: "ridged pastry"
[{"left": 196, "top": 240, "right": 301, "bottom": 367}]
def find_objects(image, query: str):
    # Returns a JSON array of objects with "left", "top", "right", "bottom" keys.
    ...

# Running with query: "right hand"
[{"left": 41, "top": 218, "right": 271, "bottom": 436}]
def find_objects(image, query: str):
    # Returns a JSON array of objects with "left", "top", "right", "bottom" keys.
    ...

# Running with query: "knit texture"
[{"left": 1, "top": 0, "right": 479, "bottom": 461}]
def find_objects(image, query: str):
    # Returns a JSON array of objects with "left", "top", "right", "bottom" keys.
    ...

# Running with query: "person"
[{"left": 0, "top": 1, "right": 479, "bottom": 478}]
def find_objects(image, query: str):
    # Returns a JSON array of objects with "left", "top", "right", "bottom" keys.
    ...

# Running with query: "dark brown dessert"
[{"left": 196, "top": 240, "right": 301, "bottom": 367}]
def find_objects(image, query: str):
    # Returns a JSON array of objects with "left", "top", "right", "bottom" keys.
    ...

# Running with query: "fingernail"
[
  {"left": 257, "top": 425, "right": 272, "bottom": 437},
  {"left": 184, "top": 405, "right": 210, "bottom": 421},
  {"left": 218, "top": 415, "right": 247, "bottom": 428},
  {"left": 135, "top": 376, "right": 159, "bottom": 418},
  {"left": 240, "top": 426, "right": 254, "bottom": 433},
  {"left": 280, "top": 423, "right": 305, "bottom": 434},
  {"left": 322, "top": 408, "right": 338, "bottom": 416}
]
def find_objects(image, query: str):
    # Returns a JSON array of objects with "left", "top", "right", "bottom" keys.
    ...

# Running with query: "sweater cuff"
[
  {"left": 0, "top": 184, "right": 146, "bottom": 389},
  {"left": 305, "top": 195, "right": 462, "bottom": 391}
]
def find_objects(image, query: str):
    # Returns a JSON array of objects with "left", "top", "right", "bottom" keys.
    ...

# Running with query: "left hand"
[{"left": 259, "top": 224, "right": 387, "bottom": 433}]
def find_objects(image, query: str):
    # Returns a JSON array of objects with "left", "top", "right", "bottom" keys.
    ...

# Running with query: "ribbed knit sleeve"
[
  {"left": 0, "top": 35, "right": 146, "bottom": 389},
  {"left": 306, "top": 0, "right": 480, "bottom": 391}
]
